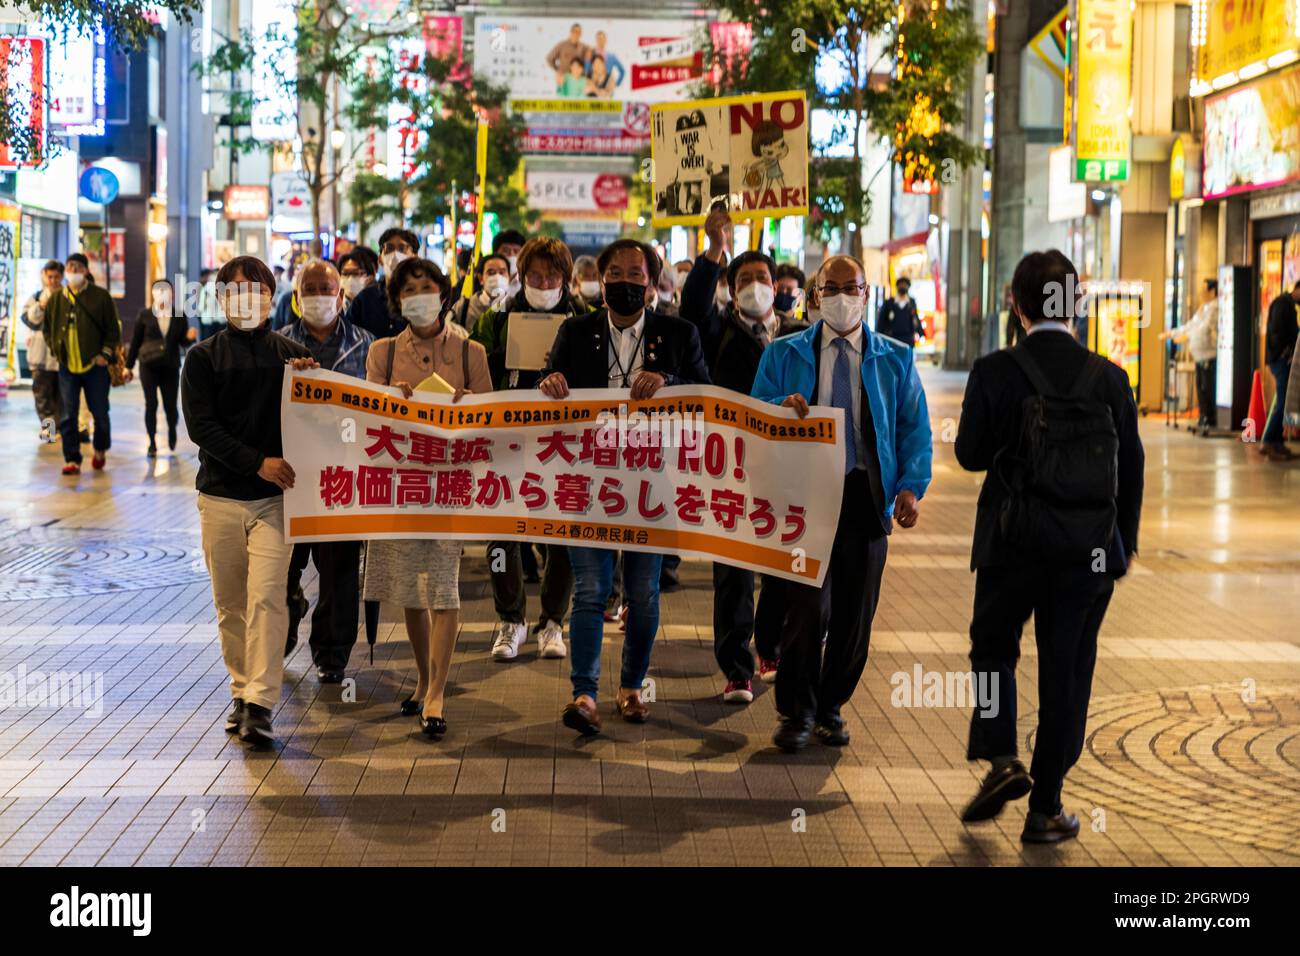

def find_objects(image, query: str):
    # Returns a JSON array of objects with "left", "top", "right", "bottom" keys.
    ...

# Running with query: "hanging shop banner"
[
  {"left": 526, "top": 170, "right": 629, "bottom": 212},
  {"left": 223, "top": 184, "right": 270, "bottom": 221},
  {"left": 46, "top": 26, "right": 107, "bottom": 135},
  {"left": 270, "top": 170, "right": 312, "bottom": 234},
  {"left": 511, "top": 99, "right": 651, "bottom": 155},
  {"left": 250, "top": 0, "right": 298, "bottom": 142},
  {"left": 281, "top": 369, "right": 846, "bottom": 587},
  {"left": 0, "top": 200, "right": 18, "bottom": 375},
  {"left": 385, "top": 17, "right": 466, "bottom": 180},
  {"left": 1088, "top": 283, "right": 1143, "bottom": 396},
  {"left": 1072, "top": 0, "right": 1132, "bottom": 182},
  {"left": 1193, "top": 0, "right": 1298, "bottom": 94},
  {"left": 473, "top": 16, "right": 715, "bottom": 102},
  {"left": 650, "top": 90, "right": 809, "bottom": 226},
  {"left": 0, "top": 36, "right": 46, "bottom": 169},
  {"left": 1202, "top": 66, "right": 1300, "bottom": 199}
]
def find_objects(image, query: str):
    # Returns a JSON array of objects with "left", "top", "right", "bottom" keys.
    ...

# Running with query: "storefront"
[{"left": 880, "top": 229, "right": 945, "bottom": 363}]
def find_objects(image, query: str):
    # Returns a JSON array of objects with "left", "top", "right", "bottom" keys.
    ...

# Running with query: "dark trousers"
[
  {"left": 57, "top": 364, "right": 110, "bottom": 464},
  {"left": 1263, "top": 358, "right": 1291, "bottom": 446},
  {"left": 1193, "top": 358, "right": 1216, "bottom": 428},
  {"left": 713, "top": 563, "right": 785, "bottom": 682},
  {"left": 490, "top": 541, "right": 572, "bottom": 627},
  {"left": 966, "top": 562, "right": 1114, "bottom": 815},
  {"left": 138, "top": 361, "right": 179, "bottom": 439},
  {"left": 777, "top": 471, "right": 888, "bottom": 724},
  {"left": 31, "top": 368, "right": 61, "bottom": 430},
  {"left": 287, "top": 541, "right": 362, "bottom": 671}
]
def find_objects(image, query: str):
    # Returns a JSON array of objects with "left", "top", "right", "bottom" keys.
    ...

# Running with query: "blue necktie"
[{"left": 831, "top": 338, "right": 857, "bottom": 474}]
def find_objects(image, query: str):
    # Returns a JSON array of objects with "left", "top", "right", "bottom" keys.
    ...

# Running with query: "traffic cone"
[{"left": 1247, "top": 369, "right": 1266, "bottom": 441}]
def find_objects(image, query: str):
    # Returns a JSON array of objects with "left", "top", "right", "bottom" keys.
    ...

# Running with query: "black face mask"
[
  {"left": 774, "top": 291, "right": 797, "bottom": 313},
  {"left": 604, "top": 281, "right": 647, "bottom": 317}
]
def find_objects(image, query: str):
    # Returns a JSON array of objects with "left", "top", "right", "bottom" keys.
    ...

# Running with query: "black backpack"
[{"left": 995, "top": 346, "right": 1119, "bottom": 562}]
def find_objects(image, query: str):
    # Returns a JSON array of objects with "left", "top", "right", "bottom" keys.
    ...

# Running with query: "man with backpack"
[{"left": 954, "top": 250, "right": 1144, "bottom": 844}]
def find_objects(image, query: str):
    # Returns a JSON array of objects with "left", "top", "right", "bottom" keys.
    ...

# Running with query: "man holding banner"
[
  {"left": 538, "top": 238, "right": 710, "bottom": 735},
  {"left": 752, "top": 255, "right": 933, "bottom": 753}
]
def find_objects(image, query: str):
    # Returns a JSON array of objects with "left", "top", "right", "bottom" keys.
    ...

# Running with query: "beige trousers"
[{"left": 197, "top": 493, "right": 293, "bottom": 710}]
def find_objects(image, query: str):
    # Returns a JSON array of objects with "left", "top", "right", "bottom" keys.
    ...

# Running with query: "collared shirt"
[
  {"left": 607, "top": 312, "right": 645, "bottom": 387},
  {"left": 1026, "top": 320, "right": 1071, "bottom": 336},
  {"left": 817, "top": 323, "right": 865, "bottom": 470}
]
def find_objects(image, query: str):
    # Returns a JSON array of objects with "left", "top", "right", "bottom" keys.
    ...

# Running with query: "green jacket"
[
  {"left": 43, "top": 282, "right": 121, "bottom": 371},
  {"left": 471, "top": 288, "right": 594, "bottom": 390}
]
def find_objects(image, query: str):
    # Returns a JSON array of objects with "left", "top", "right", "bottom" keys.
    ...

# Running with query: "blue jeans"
[
  {"left": 567, "top": 547, "right": 662, "bottom": 701},
  {"left": 58, "top": 364, "right": 111, "bottom": 463},
  {"left": 1263, "top": 358, "right": 1291, "bottom": 446}
]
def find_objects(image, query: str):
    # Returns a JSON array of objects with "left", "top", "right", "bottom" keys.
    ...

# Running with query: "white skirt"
[{"left": 362, "top": 539, "right": 462, "bottom": 610}]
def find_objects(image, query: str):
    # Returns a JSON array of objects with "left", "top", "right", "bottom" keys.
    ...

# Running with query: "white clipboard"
[{"left": 505, "top": 310, "right": 566, "bottom": 371}]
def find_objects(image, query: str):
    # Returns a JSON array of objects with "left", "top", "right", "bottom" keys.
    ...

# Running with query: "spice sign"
[
  {"left": 281, "top": 369, "right": 846, "bottom": 586},
  {"left": 650, "top": 90, "right": 809, "bottom": 226},
  {"left": 1073, "top": 0, "right": 1132, "bottom": 182}
]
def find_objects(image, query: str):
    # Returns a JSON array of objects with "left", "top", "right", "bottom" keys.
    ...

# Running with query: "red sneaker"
[
  {"left": 61, "top": 462, "right": 81, "bottom": 476},
  {"left": 758, "top": 659, "right": 779, "bottom": 684},
  {"left": 91, "top": 452, "right": 106, "bottom": 470},
  {"left": 722, "top": 679, "right": 753, "bottom": 704}
]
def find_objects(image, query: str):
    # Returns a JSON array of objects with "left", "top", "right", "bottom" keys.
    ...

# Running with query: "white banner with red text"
[{"left": 281, "top": 368, "right": 845, "bottom": 586}]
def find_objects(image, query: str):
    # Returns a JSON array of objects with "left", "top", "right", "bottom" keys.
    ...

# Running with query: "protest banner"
[
  {"left": 650, "top": 90, "right": 808, "bottom": 226},
  {"left": 281, "top": 368, "right": 845, "bottom": 586}
]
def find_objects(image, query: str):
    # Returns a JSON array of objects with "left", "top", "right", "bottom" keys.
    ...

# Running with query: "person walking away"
[
  {"left": 752, "top": 254, "right": 931, "bottom": 753},
  {"left": 363, "top": 257, "right": 493, "bottom": 737},
  {"left": 181, "top": 255, "right": 316, "bottom": 748},
  {"left": 539, "top": 238, "right": 710, "bottom": 735},
  {"left": 21, "top": 259, "right": 65, "bottom": 440},
  {"left": 954, "top": 249, "right": 1144, "bottom": 843},
  {"left": 43, "top": 252, "right": 120, "bottom": 475},
  {"left": 1161, "top": 278, "right": 1218, "bottom": 434},
  {"left": 126, "top": 279, "right": 193, "bottom": 456},
  {"left": 875, "top": 277, "right": 924, "bottom": 345},
  {"left": 1261, "top": 280, "right": 1299, "bottom": 460},
  {"left": 680, "top": 205, "right": 805, "bottom": 701},
  {"left": 279, "top": 258, "right": 375, "bottom": 683}
]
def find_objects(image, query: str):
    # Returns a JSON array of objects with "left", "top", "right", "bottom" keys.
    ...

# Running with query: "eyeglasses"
[{"left": 817, "top": 282, "right": 866, "bottom": 297}]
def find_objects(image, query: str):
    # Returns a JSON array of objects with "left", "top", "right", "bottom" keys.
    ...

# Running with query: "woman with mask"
[
  {"left": 363, "top": 257, "right": 492, "bottom": 738},
  {"left": 126, "top": 279, "right": 195, "bottom": 456}
]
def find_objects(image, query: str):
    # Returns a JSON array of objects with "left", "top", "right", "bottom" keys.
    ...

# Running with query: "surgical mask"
[
  {"left": 223, "top": 290, "right": 273, "bottom": 330},
  {"left": 66, "top": 271, "right": 87, "bottom": 290},
  {"left": 300, "top": 295, "right": 340, "bottom": 329},
  {"left": 381, "top": 250, "right": 410, "bottom": 275},
  {"left": 483, "top": 274, "right": 509, "bottom": 298},
  {"left": 401, "top": 292, "right": 441, "bottom": 327},
  {"left": 604, "top": 281, "right": 647, "bottom": 317},
  {"left": 774, "top": 291, "right": 798, "bottom": 313},
  {"left": 341, "top": 275, "right": 368, "bottom": 300},
  {"left": 504, "top": 255, "right": 518, "bottom": 276},
  {"left": 579, "top": 280, "right": 601, "bottom": 300},
  {"left": 674, "top": 271, "right": 689, "bottom": 290},
  {"left": 736, "top": 283, "right": 774, "bottom": 318},
  {"left": 524, "top": 284, "right": 563, "bottom": 311},
  {"left": 819, "top": 294, "right": 865, "bottom": 334},
  {"left": 714, "top": 285, "right": 731, "bottom": 308}
]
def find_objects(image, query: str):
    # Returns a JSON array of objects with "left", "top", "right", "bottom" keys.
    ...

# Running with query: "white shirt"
[
  {"left": 1026, "top": 319, "right": 1071, "bottom": 336},
  {"left": 607, "top": 312, "right": 645, "bottom": 388},
  {"left": 1177, "top": 300, "right": 1218, "bottom": 362},
  {"left": 817, "top": 323, "right": 865, "bottom": 470}
]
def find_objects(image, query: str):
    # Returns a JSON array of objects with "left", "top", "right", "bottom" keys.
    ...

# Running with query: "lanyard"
[{"left": 609, "top": 326, "right": 643, "bottom": 387}]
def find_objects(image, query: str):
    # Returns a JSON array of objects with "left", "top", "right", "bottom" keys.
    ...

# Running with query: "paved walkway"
[{"left": 0, "top": 368, "right": 1297, "bottom": 866}]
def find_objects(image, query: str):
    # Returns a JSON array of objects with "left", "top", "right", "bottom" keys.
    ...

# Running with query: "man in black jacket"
[
  {"left": 680, "top": 206, "right": 802, "bottom": 701},
  {"left": 539, "top": 238, "right": 709, "bottom": 736},
  {"left": 181, "top": 255, "right": 315, "bottom": 748},
  {"left": 875, "top": 277, "right": 923, "bottom": 345},
  {"left": 344, "top": 227, "right": 418, "bottom": 340},
  {"left": 954, "top": 249, "right": 1145, "bottom": 844},
  {"left": 1262, "top": 280, "right": 1299, "bottom": 460}
]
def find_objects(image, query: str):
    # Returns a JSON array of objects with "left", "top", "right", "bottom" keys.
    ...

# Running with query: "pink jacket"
[{"left": 366, "top": 324, "right": 493, "bottom": 395}]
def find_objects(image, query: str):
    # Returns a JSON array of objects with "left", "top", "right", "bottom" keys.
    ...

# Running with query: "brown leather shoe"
[
  {"left": 615, "top": 691, "right": 649, "bottom": 723},
  {"left": 562, "top": 697, "right": 602, "bottom": 736}
]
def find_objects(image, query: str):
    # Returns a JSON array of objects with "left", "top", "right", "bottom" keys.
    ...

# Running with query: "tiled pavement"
[{"left": 0, "top": 368, "right": 1298, "bottom": 866}]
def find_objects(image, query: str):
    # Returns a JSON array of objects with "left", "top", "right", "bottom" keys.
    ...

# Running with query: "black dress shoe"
[
  {"left": 399, "top": 697, "right": 422, "bottom": 716},
  {"left": 239, "top": 703, "right": 275, "bottom": 748},
  {"left": 773, "top": 717, "right": 812, "bottom": 753},
  {"left": 961, "top": 759, "right": 1032, "bottom": 823},
  {"left": 814, "top": 719, "right": 850, "bottom": 746},
  {"left": 1021, "top": 810, "right": 1081, "bottom": 844},
  {"left": 167, "top": 425, "right": 178, "bottom": 451},
  {"left": 147, "top": 441, "right": 157, "bottom": 458},
  {"left": 420, "top": 715, "right": 447, "bottom": 738},
  {"left": 317, "top": 667, "right": 345, "bottom": 684},
  {"left": 224, "top": 699, "right": 244, "bottom": 733}
]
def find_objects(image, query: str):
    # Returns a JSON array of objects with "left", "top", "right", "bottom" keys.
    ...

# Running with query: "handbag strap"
[
  {"left": 385, "top": 337, "right": 396, "bottom": 386},
  {"left": 462, "top": 336, "right": 470, "bottom": 387}
]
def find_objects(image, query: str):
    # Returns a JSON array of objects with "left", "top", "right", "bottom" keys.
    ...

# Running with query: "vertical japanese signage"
[
  {"left": 0, "top": 201, "right": 18, "bottom": 369},
  {"left": 47, "top": 26, "right": 107, "bottom": 135},
  {"left": 251, "top": 0, "right": 298, "bottom": 142},
  {"left": 386, "top": 16, "right": 464, "bottom": 181},
  {"left": 0, "top": 37, "right": 47, "bottom": 169},
  {"left": 1073, "top": 0, "right": 1132, "bottom": 182}
]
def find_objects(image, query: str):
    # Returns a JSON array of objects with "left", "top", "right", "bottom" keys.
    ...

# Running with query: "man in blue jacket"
[{"left": 752, "top": 254, "right": 932, "bottom": 752}]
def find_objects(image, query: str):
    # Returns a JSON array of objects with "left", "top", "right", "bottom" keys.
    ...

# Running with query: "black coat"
[
  {"left": 127, "top": 308, "right": 189, "bottom": 371},
  {"left": 543, "top": 307, "right": 711, "bottom": 390},
  {"left": 180, "top": 325, "right": 311, "bottom": 500},
  {"left": 954, "top": 330, "right": 1145, "bottom": 575},
  {"left": 1265, "top": 291, "right": 1298, "bottom": 364},
  {"left": 344, "top": 282, "right": 406, "bottom": 341},
  {"left": 876, "top": 296, "right": 923, "bottom": 344}
]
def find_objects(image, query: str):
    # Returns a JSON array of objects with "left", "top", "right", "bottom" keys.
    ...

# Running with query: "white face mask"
[
  {"left": 341, "top": 275, "right": 368, "bottom": 300},
  {"left": 300, "top": 295, "right": 340, "bottom": 329},
  {"left": 66, "top": 271, "right": 87, "bottom": 290},
  {"left": 401, "top": 293, "right": 441, "bottom": 327},
  {"left": 819, "top": 294, "right": 865, "bottom": 334},
  {"left": 736, "top": 282, "right": 774, "bottom": 318},
  {"left": 525, "top": 284, "right": 562, "bottom": 311},
  {"left": 483, "top": 274, "right": 509, "bottom": 298},
  {"left": 504, "top": 255, "right": 518, "bottom": 276},
  {"left": 224, "top": 290, "right": 273, "bottom": 330},
  {"left": 381, "top": 250, "right": 410, "bottom": 275},
  {"left": 714, "top": 285, "right": 731, "bottom": 307},
  {"left": 579, "top": 280, "right": 601, "bottom": 300}
]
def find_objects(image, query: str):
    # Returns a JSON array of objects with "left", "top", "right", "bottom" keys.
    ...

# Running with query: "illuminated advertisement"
[
  {"left": 1202, "top": 67, "right": 1300, "bottom": 198},
  {"left": 46, "top": 26, "right": 107, "bottom": 135},
  {"left": 1191, "top": 0, "right": 1299, "bottom": 95},
  {"left": 251, "top": 0, "right": 298, "bottom": 142},
  {"left": 1215, "top": 265, "right": 1235, "bottom": 409},
  {"left": 0, "top": 37, "right": 46, "bottom": 169},
  {"left": 1072, "top": 0, "right": 1133, "bottom": 182},
  {"left": 1088, "top": 284, "right": 1143, "bottom": 395}
]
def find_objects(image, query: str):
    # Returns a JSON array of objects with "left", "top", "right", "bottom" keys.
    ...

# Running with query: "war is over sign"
[{"left": 650, "top": 90, "right": 808, "bottom": 226}]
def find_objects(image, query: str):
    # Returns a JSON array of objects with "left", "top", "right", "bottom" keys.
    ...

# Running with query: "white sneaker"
[
  {"left": 491, "top": 621, "right": 527, "bottom": 661},
  {"left": 537, "top": 619, "right": 567, "bottom": 658}
]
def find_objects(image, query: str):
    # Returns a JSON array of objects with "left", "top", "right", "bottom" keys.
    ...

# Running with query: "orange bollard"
[{"left": 1247, "top": 369, "right": 1266, "bottom": 440}]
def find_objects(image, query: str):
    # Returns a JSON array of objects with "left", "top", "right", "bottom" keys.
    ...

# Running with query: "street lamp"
[{"left": 330, "top": 128, "right": 346, "bottom": 151}]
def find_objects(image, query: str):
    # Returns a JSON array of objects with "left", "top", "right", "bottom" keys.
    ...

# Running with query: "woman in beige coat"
[{"left": 364, "top": 257, "right": 493, "bottom": 738}]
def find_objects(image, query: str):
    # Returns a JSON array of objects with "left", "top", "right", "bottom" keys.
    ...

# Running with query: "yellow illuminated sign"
[
  {"left": 1195, "top": 0, "right": 1299, "bottom": 92},
  {"left": 1074, "top": 0, "right": 1132, "bottom": 181}
]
